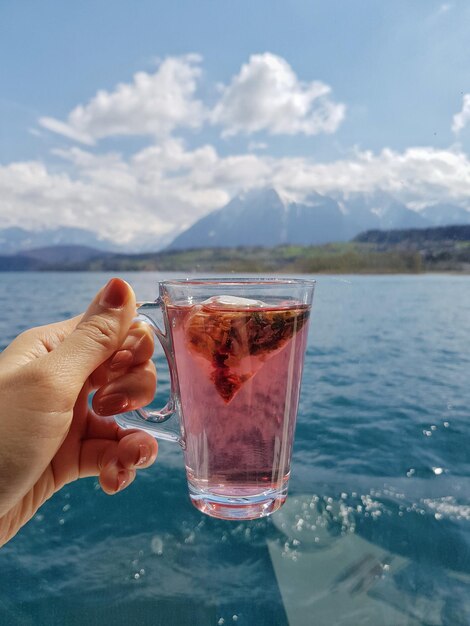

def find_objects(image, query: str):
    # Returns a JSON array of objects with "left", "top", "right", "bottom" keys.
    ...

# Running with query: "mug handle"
[{"left": 113, "top": 299, "right": 183, "bottom": 446}]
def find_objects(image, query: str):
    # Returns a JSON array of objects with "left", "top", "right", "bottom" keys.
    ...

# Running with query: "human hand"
[{"left": 0, "top": 278, "right": 158, "bottom": 547}]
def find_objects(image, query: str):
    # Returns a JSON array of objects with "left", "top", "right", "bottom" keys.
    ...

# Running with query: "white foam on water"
[{"left": 202, "top": 295, "right": 267, "bottom": 308}]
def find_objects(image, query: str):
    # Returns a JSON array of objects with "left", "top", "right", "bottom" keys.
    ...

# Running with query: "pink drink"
[{"left": 167, "top": 299, "right": 310, "bottom": 518}]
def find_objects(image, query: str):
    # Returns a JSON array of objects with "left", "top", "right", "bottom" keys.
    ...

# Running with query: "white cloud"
[
  {"left": 212, "top": 53, "right": 345, "bottom": 137},
  {"left": 270, "top": 146, "right": 470, "bottom": 205},
  {"left": 39, "top": 117, "right": 95, "bottom": 145},
  {"left": 37, "top": 53, "right": 345, "bottom": 144},
  {"left": 452, "top": 93, "right": 470, "bottom": 134},
  {"left": 39, "top": 54, "right": 205, "bottom": 145}
]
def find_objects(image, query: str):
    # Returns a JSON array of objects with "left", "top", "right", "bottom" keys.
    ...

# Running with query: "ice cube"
[{"left": 202, "top": 295, "right": 267, "bottom": 308}]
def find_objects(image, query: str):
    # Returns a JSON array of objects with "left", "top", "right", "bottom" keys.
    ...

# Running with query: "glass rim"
[{"left": 159, "top": 277, "right": 316, "bottom": 287}]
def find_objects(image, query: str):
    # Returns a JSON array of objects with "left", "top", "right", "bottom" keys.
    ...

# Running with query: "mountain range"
[
  {"left": 1, "top": 188, "right": 470, "bottom": 256},
  {"left": 0, "top": 226, "right": 116, "bottom": 255},
  {"left": 168, "top": 188, "right": 470, "bottom": 250}
]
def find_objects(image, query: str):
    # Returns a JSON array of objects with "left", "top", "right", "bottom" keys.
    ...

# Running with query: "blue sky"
[{"left": 1, "top": 0, "right": 470, "bottom": 245}]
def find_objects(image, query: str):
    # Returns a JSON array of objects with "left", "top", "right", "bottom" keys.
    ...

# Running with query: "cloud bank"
[{"left": 2, "top": 142, "right": 470, "bottom": 247}]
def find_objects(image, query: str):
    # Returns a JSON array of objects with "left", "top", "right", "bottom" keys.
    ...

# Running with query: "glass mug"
[{"left": 116, "top": 278, "right": 315, "bottom": 520}]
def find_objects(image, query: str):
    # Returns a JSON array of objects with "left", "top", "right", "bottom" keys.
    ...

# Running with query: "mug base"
[{"left": 188, "top": 483, "right": 288, "bottom": 520}]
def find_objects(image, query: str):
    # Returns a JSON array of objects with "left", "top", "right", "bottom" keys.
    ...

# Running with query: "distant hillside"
[
  {"left": 20, "top": 245, "right": 113, "bottom": 265},
  {"left": 0, "top": 227, "right": 117, "bottom": 255},
  {"left": 1, "top": 224, "right": 469, "bottom": 273},
  {"left": 13, "top": 243, "right": 422, "bottom": 274},
  {"left": 355, "top": 224, "right": 470, "bottom": 272},
  {"left": 355, "top": 224, "right": 470, "bottom": 244},
  {"left": 0, "top": 255, "right": 40, "bottom": 270}
]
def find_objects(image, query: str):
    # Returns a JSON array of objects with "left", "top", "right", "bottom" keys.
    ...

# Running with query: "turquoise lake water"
[{"left": 0, "top": 272, "right": 469, "bottom": 625}]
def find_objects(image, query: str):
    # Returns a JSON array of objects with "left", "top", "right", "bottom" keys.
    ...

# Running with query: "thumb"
[{"left": 48, "top": 278, "right": 137, "bottom": 389}]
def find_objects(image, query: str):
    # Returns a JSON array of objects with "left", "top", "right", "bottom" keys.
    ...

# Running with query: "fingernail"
[
  {"left": 117, "top": 470, "right": 129, "bottom": 492},
  {"left": 99, "top": 278, "right": 129, "bottom": 309},
  {"left": 135, "top": 444, "right": 150, "bottom": 467},
  {"left": 95, "top": 392, "right": 129, "bottom": 415},
  {"left": 109, "top": 349, "right": 133, "bottom": 371}
]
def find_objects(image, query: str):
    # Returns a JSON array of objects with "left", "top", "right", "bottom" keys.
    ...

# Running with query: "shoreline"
[{"left": 1, "top": 269, "right": 469, "bottom": 276}]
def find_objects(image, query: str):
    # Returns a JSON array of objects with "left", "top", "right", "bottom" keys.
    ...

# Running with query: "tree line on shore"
[{"left": 0, "top": 225, "right": 469, "bottom": 273}]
